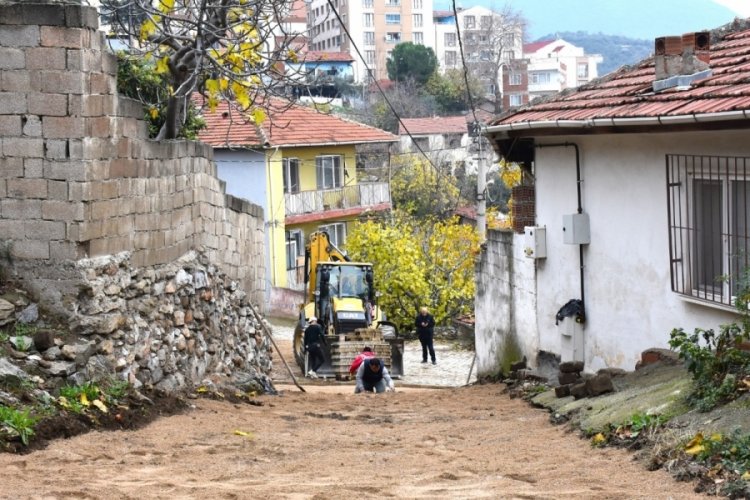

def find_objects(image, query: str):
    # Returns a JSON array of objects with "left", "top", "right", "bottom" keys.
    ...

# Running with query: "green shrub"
[{"left": 0, "top": 405, "right": 38, "bottom": 446}]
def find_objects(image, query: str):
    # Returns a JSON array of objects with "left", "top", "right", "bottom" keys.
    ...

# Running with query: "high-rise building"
[
  {"left": 306, "top": 0, "right": 435, "bottom": 82},
  {"left": 523, "top": 39, "right": 603, "bottom": 100}
]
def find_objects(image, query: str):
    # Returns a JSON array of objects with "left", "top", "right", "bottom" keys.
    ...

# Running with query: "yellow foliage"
[
  {"left": 498, "top": 160, "right": 522, "bottom": 189},
  {"left": 80, "top": 393, "right": 90, "bottom": 407},
  {"left": 139, "top": 17, "right": 160, "bottom": 41},
  {"left": 346, "top": 212, "right": 478, "bottom": 330},
  {"left": 92, "top": 399, "right": 108, "bottom": 413},
  {"left": 251, "top": 107, "right": 266, "bottom": 123},
  {"left": 157, "top": 0, "right": 175, "bottom": 15},
  {"left": 154, "top": 56, "right": 170, "bottom": 75},
  {"left": 390, "top": 155, "right": 459, "bottom": 217},
  {"left": 684, "top": 433, "right": 705, "bottom": 455},
  {"left": 591, "top": 433, "right": 607, "bottom": 446},
  {"left": 233, "top": 430, "right": 255, "bottom": 439}
]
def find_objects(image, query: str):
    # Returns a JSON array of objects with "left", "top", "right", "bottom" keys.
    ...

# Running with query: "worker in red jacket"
[{"left": 348, "top": 346, "right": 375, "bottom": 376}]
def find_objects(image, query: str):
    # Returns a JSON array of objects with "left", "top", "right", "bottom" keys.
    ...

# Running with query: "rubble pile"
[{"left": 1, "top": 250, "right": 274, "bottom": 394}]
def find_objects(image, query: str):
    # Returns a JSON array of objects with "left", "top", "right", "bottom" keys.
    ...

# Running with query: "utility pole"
[{"left": 469, "top": 121, "right": 486, "bottom": 243}]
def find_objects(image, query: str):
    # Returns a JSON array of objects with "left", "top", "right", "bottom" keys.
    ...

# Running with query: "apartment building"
[
  {"left": 524, "top": 38, "right": 603, "bottom": 100},
  {"left": 306, "top": 0, "right": 435, "bottom": 82}
]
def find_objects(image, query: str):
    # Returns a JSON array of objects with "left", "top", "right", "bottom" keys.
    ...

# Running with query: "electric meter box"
[
  {"left": 562, "top": 213, "right": 590, "bottom": 245},
  {"left": 523, "top": 226, "right": 547, "bottom": 259}
]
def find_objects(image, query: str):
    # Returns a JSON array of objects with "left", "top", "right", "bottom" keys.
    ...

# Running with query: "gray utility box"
[{"left": 562, "top": 213, "right": 590, "bottom": 245}]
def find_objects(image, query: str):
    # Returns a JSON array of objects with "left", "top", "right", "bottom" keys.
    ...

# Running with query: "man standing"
[
  {"left": 355, "top": 357, "right": 395, "bottom": 393},
  {"left": 415, "top": 306, "right": 436, "bottom": 365},
  {"left": 304, "top": 316, "right": 326, "bottom": 378}
]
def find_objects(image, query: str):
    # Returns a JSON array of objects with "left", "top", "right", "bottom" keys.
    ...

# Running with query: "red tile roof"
[
  {"left": 399, "top": 115, "right": 469, "bottom": 135},
  {"left": 198, "top": 98, "right": 398, "bottom": 148},
  {"left": 492, "top": 20, "right": 750, "bottom": 132},
  {"left": 523, "top": 40, "right": 556, "bottom": 54},
  {"left": 303, "top": 51, "right": 355, "bottom": 62}
]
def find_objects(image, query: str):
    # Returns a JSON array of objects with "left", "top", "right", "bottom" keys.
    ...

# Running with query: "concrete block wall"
[{"left": 0, "top": 2, "right": 265, "bottom": 312}]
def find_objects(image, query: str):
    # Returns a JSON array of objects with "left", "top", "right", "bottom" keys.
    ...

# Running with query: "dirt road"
[{"left": 0, "top": 327, "right": 703, "bottom": 499}]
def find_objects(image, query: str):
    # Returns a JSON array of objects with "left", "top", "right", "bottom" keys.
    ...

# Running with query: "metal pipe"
[{"left": 536, "top": 142, "right": 586, "bottom": 312}]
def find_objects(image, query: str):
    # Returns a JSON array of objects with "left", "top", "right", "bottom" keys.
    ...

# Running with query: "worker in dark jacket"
[
  {"left": 355, "top": 357, "right": 394, "bottom": 393},
  {"left": 304, "top": 316, "right": 326, "bottom": 378},
  {"left": 415, "top": 306, "right": 436, "bottom": 365}
]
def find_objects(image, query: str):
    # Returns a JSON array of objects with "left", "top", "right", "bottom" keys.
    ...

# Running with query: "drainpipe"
[{"left": 535, "top": 142, "right": 586, "bottom": 314}]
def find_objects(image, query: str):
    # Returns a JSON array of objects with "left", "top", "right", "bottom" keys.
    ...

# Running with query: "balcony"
[{"left": 284, "top": 182, "right": 391, "bottom": 218}]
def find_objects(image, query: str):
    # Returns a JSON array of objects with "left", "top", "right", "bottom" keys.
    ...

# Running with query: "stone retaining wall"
[{"left": 0, "top": 2, "right": 265, "bottom": 316}]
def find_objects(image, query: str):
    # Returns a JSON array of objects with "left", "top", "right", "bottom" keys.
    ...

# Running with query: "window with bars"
[
  {"left": 364, "top": 31, "right": 375, "bottom": 46},
  {"left": 412, "top": 13, "right": 422, "bottom": 27},
  {"left": 385, "top": 13, "right": 400, "bottom": 24},
  {"left": 667, "top": 154, "right": 750, "bottom": 307},
  {"left": 444, "top": 33, "right": 456, "bottom": 47},
  {"left": 283, "top": 158, "right": 300, "bottom": 194},
  {"left": 318, "top": 222, "right": 346, "bottom": 247},
  {"left": 363, "top": 13, "right": 374, "bottom": 27},
  {"left": 413, "top": 32, "right": 423, "bottom": 44},
  {"left": 316, "top": 155, "right": 343, "bottom": 189}
]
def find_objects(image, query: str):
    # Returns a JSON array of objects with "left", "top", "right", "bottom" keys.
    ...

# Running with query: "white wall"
[{"left": 533, "top": 130, "right": 749, "bottom": 372}]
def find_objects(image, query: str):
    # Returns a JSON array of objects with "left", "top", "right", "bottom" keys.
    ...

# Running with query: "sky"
[{"left": 713, "top": 0, "right": 750, "bottom": 17}]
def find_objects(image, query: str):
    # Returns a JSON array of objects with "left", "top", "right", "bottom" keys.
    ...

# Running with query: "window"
[
  {"left": 445, "top": 50, "right": 456, "bottom": 67},
  {"left": 363, "top": 13, "right": 373, "bottom": 27},
  {"left": 282, "top": 158, "right": 300, "bottom": 194},
  {"left": 413, "top": 32, "right": 423, "bottom": 44},
  {"left": 509, "top": 93, "right": 523, "bottom": 106},
  {"left": 502, "top": 50, "right": 515, "bottom": 61},
  {"left": 364, "top": 31, "right": 375, "bottom": 46},
  {"left": 530, "top": 72, "right": 551, "bottom": 84},
  {"left": 316, "top": 155, "right": 343, "bottom": 189},
  {"left": 385, "top": 13, "right": 400, "bottom": 24},
  {"left": 385, "top": 32, "right": 401, "bottom": 43},
  {"left": 385, "top": 0, "right": 400, "bottom": 5},
  {"left": 413, "top": 13, "right": 422, "bottom": 27},
  {"left": 285, "top": 230, "right": 303, "bottom": 270},
  {"left": 464, "top": 15, "right": 475, "bottom": 29},
  {"left": 444, "top": 33, "right": 456, "bottom": 47},
  {"left": 363, "top": 0, "right": 373, "bottom": 7},
  {"left": 365, "top": 50, "right": 376, "bottom": 64},
  {"left": 509, "top": 72, "right": 522, "bottom": 85},
  {"left": 667, "top": 155, "right": 750, "bottom": 307},
  {"left": 577, "top": 63, "right": 589, "bottom": 79},
  {"left": 479, "top": 49, "right": 490, "bottom": 61},
  {"left": 412, "top": 0, "right": 422, "bottom": 8},
  {"left": 319, "top": 222, "right": 346, "bottom": 247},
  {"left": 480, "top": 15, "right": 491, "bottom": 28}
]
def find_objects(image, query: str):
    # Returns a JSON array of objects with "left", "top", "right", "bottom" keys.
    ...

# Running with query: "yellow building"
[{"left": 199, "top": 99, "right": 398, "bottom": 313}]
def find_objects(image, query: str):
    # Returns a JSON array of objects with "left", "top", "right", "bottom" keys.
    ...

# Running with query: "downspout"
[{"left": 535, "top": 142, "right": 586, "bottom": 315}]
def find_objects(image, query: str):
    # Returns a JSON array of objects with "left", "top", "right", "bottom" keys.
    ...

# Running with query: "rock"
[
  {"left": 510, "top": 355, "right": 527, "bottom": 372},
  {"left": 16, "top": 303, "right": 38, "bottom": 324},
  {"left": 173, "top": 310, "right": 185, "bottom": 326},
  {"left": 42, "top": 361, "right": 77, "bottom": 377},
  {"left": 165, "top": 281, "right": 177, "bottom": 294},
  {"left": 559, "top": 361, "right": 584, "bottom": 373},
  {"left": 636, "top": 348, "right": 680, "bottom": 370},
  {"left": 558, "top": 372, "right": 581, "bottom": 385},
  {"left": 98, "top": 338, "right": 114, "bottom": 355},
  {"left": 42, "top": 346, "right": 62, "bottom": 361},
  {"left": 0, "top": 298, "right": 15, "bottom": 321},
  {"left": 32, "top": 330, "right": 57, "bottom": 352},
  {"left": 61, "top": 343, "right": 95, "bottom": 363},
  {"left": 569, "top": 382, "right": 588, "bottom": 399},
  {"left": 554, "top": 384, "right": 571, "bottom": 398},
  {"left": 586, "top": 373, "right": 615, "bottom": 396},
  {"left": 175, "top": 269, "right": 193, "bottom": 288},
  {"left": 597, "top": 367, "right": 628, "bottom": 378},
  {"left": 85, "top": 355, "right": 115, "bottom": 381},
  {"left": 0, "top": 358, "right": 29, "bottom": 385},
  {"left": 193, "top": 271, "right": 209, "bottom": 289}
]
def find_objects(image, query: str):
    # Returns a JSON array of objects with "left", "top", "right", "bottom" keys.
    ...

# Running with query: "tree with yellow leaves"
[
  {"left": 390, "top": 154, "right": 460, "bottom": 219},
  {"left": 101, "top": 0, "right": 302, "bottom": 139},
  {"left": 346, "top": 211, "right": 479, "bottom": 333}
]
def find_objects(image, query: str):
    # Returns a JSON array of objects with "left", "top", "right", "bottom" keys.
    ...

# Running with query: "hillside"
[{"left": 536, "top": 31, "right": 654, "bottom": 76}]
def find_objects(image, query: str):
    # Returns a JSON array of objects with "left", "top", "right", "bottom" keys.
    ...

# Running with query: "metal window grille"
[{"left": 667, "top": 154, "right": 750, "bottom": 307}]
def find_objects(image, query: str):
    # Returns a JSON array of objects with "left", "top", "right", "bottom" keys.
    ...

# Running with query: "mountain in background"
[
  {"left": 436, "top": 0, "right": 740, "bottom": 40},
  {"left": 535, "top": 32, "right": 654, "bottom": 76}
]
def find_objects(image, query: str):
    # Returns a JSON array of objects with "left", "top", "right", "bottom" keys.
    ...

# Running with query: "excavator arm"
[{"left": 304, "top": 231, "right": 350, "bottom": 303}]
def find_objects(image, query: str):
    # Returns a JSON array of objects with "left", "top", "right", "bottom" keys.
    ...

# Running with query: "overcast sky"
[{"left": 712, "top": 0, "right": 750, "bottom": 16}]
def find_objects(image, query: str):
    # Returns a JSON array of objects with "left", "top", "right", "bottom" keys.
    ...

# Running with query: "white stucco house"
[{"left": 475, "top": 22, "right": 750, "bottom": 377}]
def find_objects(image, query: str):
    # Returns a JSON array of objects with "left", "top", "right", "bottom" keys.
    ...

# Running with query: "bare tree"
[
  {"left": 460, "top": 5, "right": 525, "bottom": 114},
  {"left": 101, "top": 0, "right": 306, "bottom": 139}
]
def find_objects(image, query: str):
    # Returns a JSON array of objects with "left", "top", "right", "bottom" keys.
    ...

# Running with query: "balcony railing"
[{"left": 284, "top": 182, "right": 391, "bottom": 217}]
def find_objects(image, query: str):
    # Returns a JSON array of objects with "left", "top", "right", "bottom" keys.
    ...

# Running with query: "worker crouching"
[{"left": 355, "top": 357, "right": 395, "bottom": 393}]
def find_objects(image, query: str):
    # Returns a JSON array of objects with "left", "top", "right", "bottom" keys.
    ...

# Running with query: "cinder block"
[
  {"left": 50, "top": 240, "right": 80, "bottom": 260},
  {"left": 0, "top": 220, "right": 24, "bottom": 239},
  {"left": 43, "top": 116, "right": 85, "bottom": 139},
  {"left": 0, "top": 4, "right": 24, "bottom": 24},
  {"left": 1, "top": 70, "right": 31, "bottom": 93},
  {"left": 0, "top": 179, "right": 5, "bottom": 197},
  {"left": 89, "top": 72, "right": 114, "bottom": 95},
  {"left": 3, "top": 137, "right": 44, "bottom": 158},
  {"left": 39, "top": 70, "right": 85, "bottom": 94},
  {"left": 0, "top": 116, "right": 21, "bottom": 136},
  {"left": 0, "top": 157, "right": 23, "bottom": 176},
  {"left": 86, "top": 117, "right": 112, "bottom": 138},
  {"left": 7, "top": 178, "right": 47, "bottom": 198},
  {"left": 45, "top": 140, "right": 68, "bottom": 160},
  {"left": 23, "top": 3, "right": 66, "bottom": 26},
  {"left": 100, "top": 181, "right": 118, "bottom": 199},
  {"left": 11, "top": 239, "right": 50, "bottom": 260},
  {"left": 0, "top": 48, "right": 24, "bottom": 70},
  {"left": 90, "top": 199, "right": 117, "bottom": 219},
  {"left": 0, "top": 92, "right": 28, "bottom": 114},
  {"left": 26, "top": 47, "right": 66, "bottom": 70},
  {"left": 40, "top": 26, "right": 87, "bottom": 49},
  {"left": 77, "top": 220, "right": 102, "bottom": 240},
  {"left": 28, "top": 93, "right": 68, "bottom": 116},
  {"left": 1, "top": 199, "right": 42, "bottom": 219},
  {"left": 41, "top": 200, "right": 84, "bottom": 221},
  {"left": 47, "top": 180, "right": 68, "bottom": 200},
  {"left": 25, "top": 219, "right": 65, "bottom": 240},
  {"left": 43, "top": 160, "right": 86, "bottom": 182},
  {"left": 24, "top": 158, "right": 44, "bottom": 178},
  {"left": 0, "top": 25, "right": 40, "bottom": 48},
  {"left": 64, "top": 5, "right": 99, "bottom": 29}
]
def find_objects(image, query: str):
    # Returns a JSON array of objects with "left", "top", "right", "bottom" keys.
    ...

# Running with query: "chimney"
[{"left": 653, "top": 31, "right": 711, "bottom": 92}]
